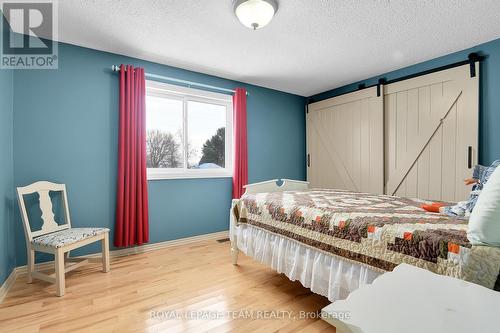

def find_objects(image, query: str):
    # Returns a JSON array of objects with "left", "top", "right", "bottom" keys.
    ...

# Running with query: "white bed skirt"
[{"left": 233, "top": 223, "right": 382, "bottom": 301}]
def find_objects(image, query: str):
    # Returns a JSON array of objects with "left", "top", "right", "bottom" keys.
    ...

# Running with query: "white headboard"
[{"left": 243, "top": 179, "right": 309, "bottom": 195}]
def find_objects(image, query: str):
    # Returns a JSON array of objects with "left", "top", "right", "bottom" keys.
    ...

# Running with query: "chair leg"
[
  {"left": 102, "top": 233, "right": 110, "bottom": 273},
  {"left": 27, "top": 248, "right": 35, "bottom": 283},
  {"left": 55, "top": 249, "right": 65, "bottom": 297}
]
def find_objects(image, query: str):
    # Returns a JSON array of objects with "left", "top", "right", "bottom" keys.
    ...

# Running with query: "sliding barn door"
[
  {"left": 384, "top": 64, "right": 479, "bottom": 201},
  {"left": 307, "top": 87, "right": 384, "bottom": 194}
]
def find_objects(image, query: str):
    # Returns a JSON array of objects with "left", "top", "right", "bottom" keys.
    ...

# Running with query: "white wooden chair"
[{"left": 16, "top": 181, "right": 110, "bottom": 297}]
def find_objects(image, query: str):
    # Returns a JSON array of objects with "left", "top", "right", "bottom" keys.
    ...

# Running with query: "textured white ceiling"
[{"left": 53, "top": 0, "right": 500, "bottom": 96}]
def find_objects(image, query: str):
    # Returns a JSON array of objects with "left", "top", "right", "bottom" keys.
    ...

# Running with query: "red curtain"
[
  {"left": 232, "top": 88, "right": 248, "bottom": 199},
  {"left": 115, "top": 64, "right": 149, "bottom": 247}
]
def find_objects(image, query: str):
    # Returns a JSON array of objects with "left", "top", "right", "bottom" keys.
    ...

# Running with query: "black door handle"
[{"left": 467, "top": 146, "right": 473, "bottom": 169}]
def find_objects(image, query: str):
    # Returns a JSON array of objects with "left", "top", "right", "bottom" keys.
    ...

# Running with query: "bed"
[{"left": 230, "top": 179, "right": 500, "bottom": 301}]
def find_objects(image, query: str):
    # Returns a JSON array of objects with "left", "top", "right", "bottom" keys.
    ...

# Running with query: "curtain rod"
[
  {"left": 308, "top": 52, "right": 485, "bottom": 104},
  {"left": 111, "top": 65, "right": 248, "bottom": 96}
]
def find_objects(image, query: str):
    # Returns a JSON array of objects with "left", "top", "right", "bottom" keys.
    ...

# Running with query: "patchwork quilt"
[{"left": 235, "top": 189, "right": 500, "bottom": 290}]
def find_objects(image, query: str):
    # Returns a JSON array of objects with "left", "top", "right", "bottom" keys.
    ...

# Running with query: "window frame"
[{"left": 146, "top": 80, "right": 233, "bottom": 180}]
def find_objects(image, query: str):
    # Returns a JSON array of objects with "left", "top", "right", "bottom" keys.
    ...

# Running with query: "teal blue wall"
[
  {"left": 7, "top": 33, "right": 499, "bottom": 278},
  {"left": 0, "top": 68, "right": 16, "bottom": 284},
  {"left": 310, "top": 37, "right": 500, "bottom": 165},
  {"left": 12, "top": 42, "right": 306, "bottom": 265}
]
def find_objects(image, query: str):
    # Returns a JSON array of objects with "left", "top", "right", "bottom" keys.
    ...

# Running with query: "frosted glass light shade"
[{"left": 234, "top": 0, "right": 278, "bottom": 30}]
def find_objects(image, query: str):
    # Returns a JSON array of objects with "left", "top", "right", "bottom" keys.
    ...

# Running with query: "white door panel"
[
  {"left": 307, "top": 87, "right": 384, "bottom": 194},
  {"left": 384, "top": 64, "right": 479, "bottom": 201}
]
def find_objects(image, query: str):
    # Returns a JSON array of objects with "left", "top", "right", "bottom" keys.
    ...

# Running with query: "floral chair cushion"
[{"left": 31, "top": 228, "right": 109, "bottom": 248}]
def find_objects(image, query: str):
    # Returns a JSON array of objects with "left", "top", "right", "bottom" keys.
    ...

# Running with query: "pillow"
[{"left": 467, "top": 165, "right": 500, "bottom": 246}]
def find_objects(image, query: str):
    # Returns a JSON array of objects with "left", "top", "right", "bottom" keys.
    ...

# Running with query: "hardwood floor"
[{"left": 0, "top": 239, "right": 335, "bottom": 333}]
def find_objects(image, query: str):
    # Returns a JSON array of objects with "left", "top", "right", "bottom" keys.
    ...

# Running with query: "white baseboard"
[
  {"left": 1, "top": 230, "right": 229, "bottom": 302},
  {"left": 109, "top": 230, "right": 229, "bottom": 258},
  {"left": 0, "top": 267, "right": 20, "bottom": 303}
]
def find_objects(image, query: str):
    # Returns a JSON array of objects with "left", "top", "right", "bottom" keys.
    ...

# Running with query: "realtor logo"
[{"left": 1, "top": 0, "right": 58, "bottom": 69}]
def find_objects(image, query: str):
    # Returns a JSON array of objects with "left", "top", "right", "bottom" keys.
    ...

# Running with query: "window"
[{"left": 146, "top": 81, "right": 233, "bottom": 179}]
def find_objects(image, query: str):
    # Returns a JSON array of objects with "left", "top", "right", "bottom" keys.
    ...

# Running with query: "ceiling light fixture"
[{"left": 233, "top": 0, "right": 278, "bottom": 30}]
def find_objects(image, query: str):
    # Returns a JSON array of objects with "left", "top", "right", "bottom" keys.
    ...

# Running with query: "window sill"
[{"left": 147, "top": 171, "right": 233, "bottom": 181}]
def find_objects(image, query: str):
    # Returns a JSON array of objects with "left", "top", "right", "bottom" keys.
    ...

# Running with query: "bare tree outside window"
[
  {"left": 186, "top": 141, "right": 199, "bottom": 169},
  {"left": 146, "top": 129, "right": 182, "bottom": 168}
]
